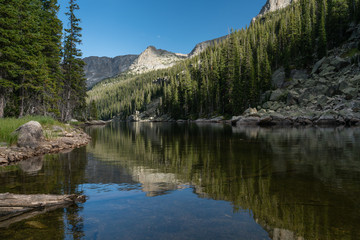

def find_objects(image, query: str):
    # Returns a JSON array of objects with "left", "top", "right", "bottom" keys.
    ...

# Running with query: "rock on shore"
[{"left": 0, "top": 121, "right": 91, "bottom": 166}]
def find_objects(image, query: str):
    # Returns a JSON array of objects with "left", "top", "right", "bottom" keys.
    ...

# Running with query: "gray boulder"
[
  {"left": 316, "top": 113, "right": 339, "bottom": 126},
  {"left": 16, "top": 121, "right": 44, "bottom": 148},
  {"left": 330, "top": 57, "right": 349, "bottom": 70},
  {"left": 237, "top": 117, "right": 260, "bottom": 126},
  {"left": 272, "top": 67, "right": 285, "bottom": 88},
  {"left": 350, "top": 100, "right": 360, "bottom": 112},
  {"left": 291, "top": 69, "right": 308, "bottom": 81},
  {"left": 338, "top": 80, "right": 350, "bottom": 92},
  {"left": 319, "top": 65, "right": 336, "bottom": 77},
  {"left": 52, "top": 126, "right": 64, "bottom": 132},
  {"left": 342, "top": 87, "right": 358, "bottom": 100},
  {"left": 286, "top": 90, "right": 299, "bottom": 105},
  {"left": 311, "top": 57, "right": 326, "bottom": 75},
  {"left": 270, "top": 89, "right": 286, "bottom": 101},
  {"left": 317, "top": 95, "right": 330, "bottom": 108}
]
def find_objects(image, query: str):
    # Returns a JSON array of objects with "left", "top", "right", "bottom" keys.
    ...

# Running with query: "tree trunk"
[
  {"left": 0, "top": 94, "right": 5, "bottom": 118},
  {"left": 0, "top": 193, "right": 86, "bottom": 228},
  {"left": 65, "top": 89, "right": 71, "bottom": 121},
  {"left": 19, "top": 76, "right": 25, "bottom": 118}
]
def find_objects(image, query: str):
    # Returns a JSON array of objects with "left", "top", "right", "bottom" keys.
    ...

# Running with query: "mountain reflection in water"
[{"left": 0, "top": 122, "right": 359, "bottom": 240}]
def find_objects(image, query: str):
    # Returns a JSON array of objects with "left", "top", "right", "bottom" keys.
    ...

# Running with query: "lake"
[{"left": 1, "top": 122, "right": 360, "bottom": 240}]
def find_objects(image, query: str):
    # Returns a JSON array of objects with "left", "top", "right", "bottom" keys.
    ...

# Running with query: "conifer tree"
[
  {"left": 62, "top": 0, "right": 86, "bottom": 121},
  {"left": 318, "top": 0, "right": 328, "bottom": 58},
  {"left": 39, "top": 0, "right": 63, "bottom": 116}
]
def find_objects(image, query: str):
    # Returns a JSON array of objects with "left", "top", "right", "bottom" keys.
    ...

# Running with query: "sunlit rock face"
[
  {"left": 259, "top": 0, "right": 296, "bottom": 16},
  {"left": 128, "top": 46, "right": 187, "bottom": 75},
  {"left": 253, "top": 0, "right": 297, "bottom": 22}
]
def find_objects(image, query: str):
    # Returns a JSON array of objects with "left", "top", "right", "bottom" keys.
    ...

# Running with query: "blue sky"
[{"left": 58, "top": 0, "right": 266, "bottom": 58}]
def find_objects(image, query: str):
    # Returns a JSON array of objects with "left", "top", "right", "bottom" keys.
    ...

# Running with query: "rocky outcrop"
[
  {"left": 128, "top": 46, "right": 187, "bottom": 74},
  {"left": 232, "top": 52, "right": 360, "bottom": 127},
  {"left": 188, "top": 36, "right": 227, "bottom": 57},
  {"left": 84, "top": 55, "right": 138, "bottom": 88},
  {"left": 16, "top": 121, "right": 44, "bottom": 149},
  {"left": 257, "top": 0, "right": 296, "bottom": 18}
]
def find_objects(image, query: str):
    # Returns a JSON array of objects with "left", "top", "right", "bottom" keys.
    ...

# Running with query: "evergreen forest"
[
  {"left": 88, "top": 0, "right": 360, "bottom": 120},
  {"left": 0, "top": 0, "right": 86, "bottom": 121}
]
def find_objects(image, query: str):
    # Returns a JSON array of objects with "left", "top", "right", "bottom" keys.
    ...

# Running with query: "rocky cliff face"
[
  {"left": 128, "top": 46, "right": 187, "bottom": 75},
  {"left": 83, "top": 55, "right": 138, "bottom": 88},
  {"left": 188, "top": 36, "right": 227, "bottom": 57},
  {"left": 256, "top": 0, "right": 296, "bottom": 19}
]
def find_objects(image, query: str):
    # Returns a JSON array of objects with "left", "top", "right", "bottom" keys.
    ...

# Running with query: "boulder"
[
  {"left": 16, "top": 121, "right": 44, "bottom": 148},
  {"left": 342, "top": 87, "right": 358, "bottom": 100},
  {"left": 127, "top": 114, "right": 140, "bottom": 122},
  {"left": 330, "top": 57, "right": 349, "bottom": 70},
  {"left": 350, "top": 100, "right": 360, "bottom": 112},
  {"left": 325, "top": 85, "right": 340, "bottom": 97},
  {"left": 270, "top": 89, "right": 286, "bottom": 101},
  {"left": 272, "top": 67, "right": 285, "bottom": 88},
  {"left": 269, "top": 102, "right": 283, "bottom": 111},
  {"left": 315, "top": 113, "right": 339, "bottom": 126},
  {"left": 317, "top": 95, "right": 330, "bottom": 108},
  {"left": 291, "top": 69, "right": 308, "bottom": 81},
  {"left": 311, "top": 57, "right": 326, "bottom": 75},
  {"left": 52, "top": 126, "right": 64, "bottom": 132},
  {"left": 260, "top": 90, "right": 272, "bottom": 103},
  {"left": 0, "top": 157, "right": 8, "bottom": 164},
  {"left": 295, "top": 116, "right": 313, "bottom": 125},
  {"left": 237, "top": 117, "right": 260, "bottom": 126},
  {"left": 243, "top": 107, "right": 258, "bottom": 116},
  {"left": 319, "top": 65, "right": 336, "bottom": 77}
]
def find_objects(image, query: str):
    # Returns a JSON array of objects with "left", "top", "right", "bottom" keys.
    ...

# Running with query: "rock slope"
[
  {"left": 234, "top": 23, "right": 360, "bottom": 127},
  {"left": 84, "top": 55, "right": 138, "bottom": 88}
]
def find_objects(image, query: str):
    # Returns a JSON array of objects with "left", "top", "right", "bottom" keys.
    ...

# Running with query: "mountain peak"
[
  {"left": 128, "top": 46, "right": 186, "bottom": 74},
  {"left": 255, "top": 0, "right": 296, "bottom": 19}
]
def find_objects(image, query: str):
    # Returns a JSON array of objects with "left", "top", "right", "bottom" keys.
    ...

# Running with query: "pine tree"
[
  {"left": 318, "top": 0, "right": 327, "bottom": 58},
  {"left": 0, "top": 0, "right": 19, "bottom": 117},
  {"left": 61, "top": 0, "right": 86, "bottom": 121},
  {"left": 39, "top": 0, "right": 63, "bottom": 116},
  {"left": 89, "top": 100, "right": 98, "bottom": 120}
]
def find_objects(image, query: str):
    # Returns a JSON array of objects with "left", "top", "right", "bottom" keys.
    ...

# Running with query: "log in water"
[{"left": 0, "top": 193, "right": 86, "bottom": 228}]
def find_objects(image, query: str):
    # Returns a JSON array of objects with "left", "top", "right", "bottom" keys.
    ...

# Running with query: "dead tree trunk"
[{"left": 0, "top": 193, "right": 86, "bottom": 228}]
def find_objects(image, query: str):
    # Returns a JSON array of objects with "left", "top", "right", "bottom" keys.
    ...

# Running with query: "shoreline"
[
  {"left": 0, "top": 128, "right": 91, "bottom": 166},
  {"left": 122, "top": 113, "right": 360, "bottom": 127}
]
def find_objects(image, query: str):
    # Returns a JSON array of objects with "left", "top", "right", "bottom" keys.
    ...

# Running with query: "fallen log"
[{"left": 0, "top": 193, "right": 86, "bottom": 228}]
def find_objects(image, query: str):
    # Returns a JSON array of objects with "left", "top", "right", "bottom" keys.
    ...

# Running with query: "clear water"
[{"left": 0, "top": 122, "right": 360, "bottom": 240}]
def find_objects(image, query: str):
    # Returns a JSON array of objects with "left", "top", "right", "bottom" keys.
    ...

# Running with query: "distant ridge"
[
  {"left": 83, "top": 55, "right": 138, "bottom": 88},
  {"left": 84, "top": 0, "right": 289, "bottom": 87}
]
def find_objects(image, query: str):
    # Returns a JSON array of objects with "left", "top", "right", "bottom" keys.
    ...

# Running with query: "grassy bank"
[{"left": 0, "top": 116, "right": 63, "bottom": 146}]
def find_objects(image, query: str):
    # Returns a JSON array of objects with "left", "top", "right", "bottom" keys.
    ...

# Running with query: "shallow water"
[{"left": 1, "top": 122, "right": 360, "bottom": 240}]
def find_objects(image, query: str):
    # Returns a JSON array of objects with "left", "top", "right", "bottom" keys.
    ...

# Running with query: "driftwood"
[{"left": 0, "top": 193, "right": 86, "bottom": 228}]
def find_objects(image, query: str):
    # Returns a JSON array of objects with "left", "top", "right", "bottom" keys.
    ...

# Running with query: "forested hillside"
[
  {"left": 88, "top": 0, "right": 360, "bottom": 120},
  {"left": 0, "top": 0, "right": 86, "bottom": 121}
]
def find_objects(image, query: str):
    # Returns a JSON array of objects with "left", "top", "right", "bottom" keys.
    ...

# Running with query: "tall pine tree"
[{"left": 61, "top": 0, "right": 86, "bottom": 121}]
